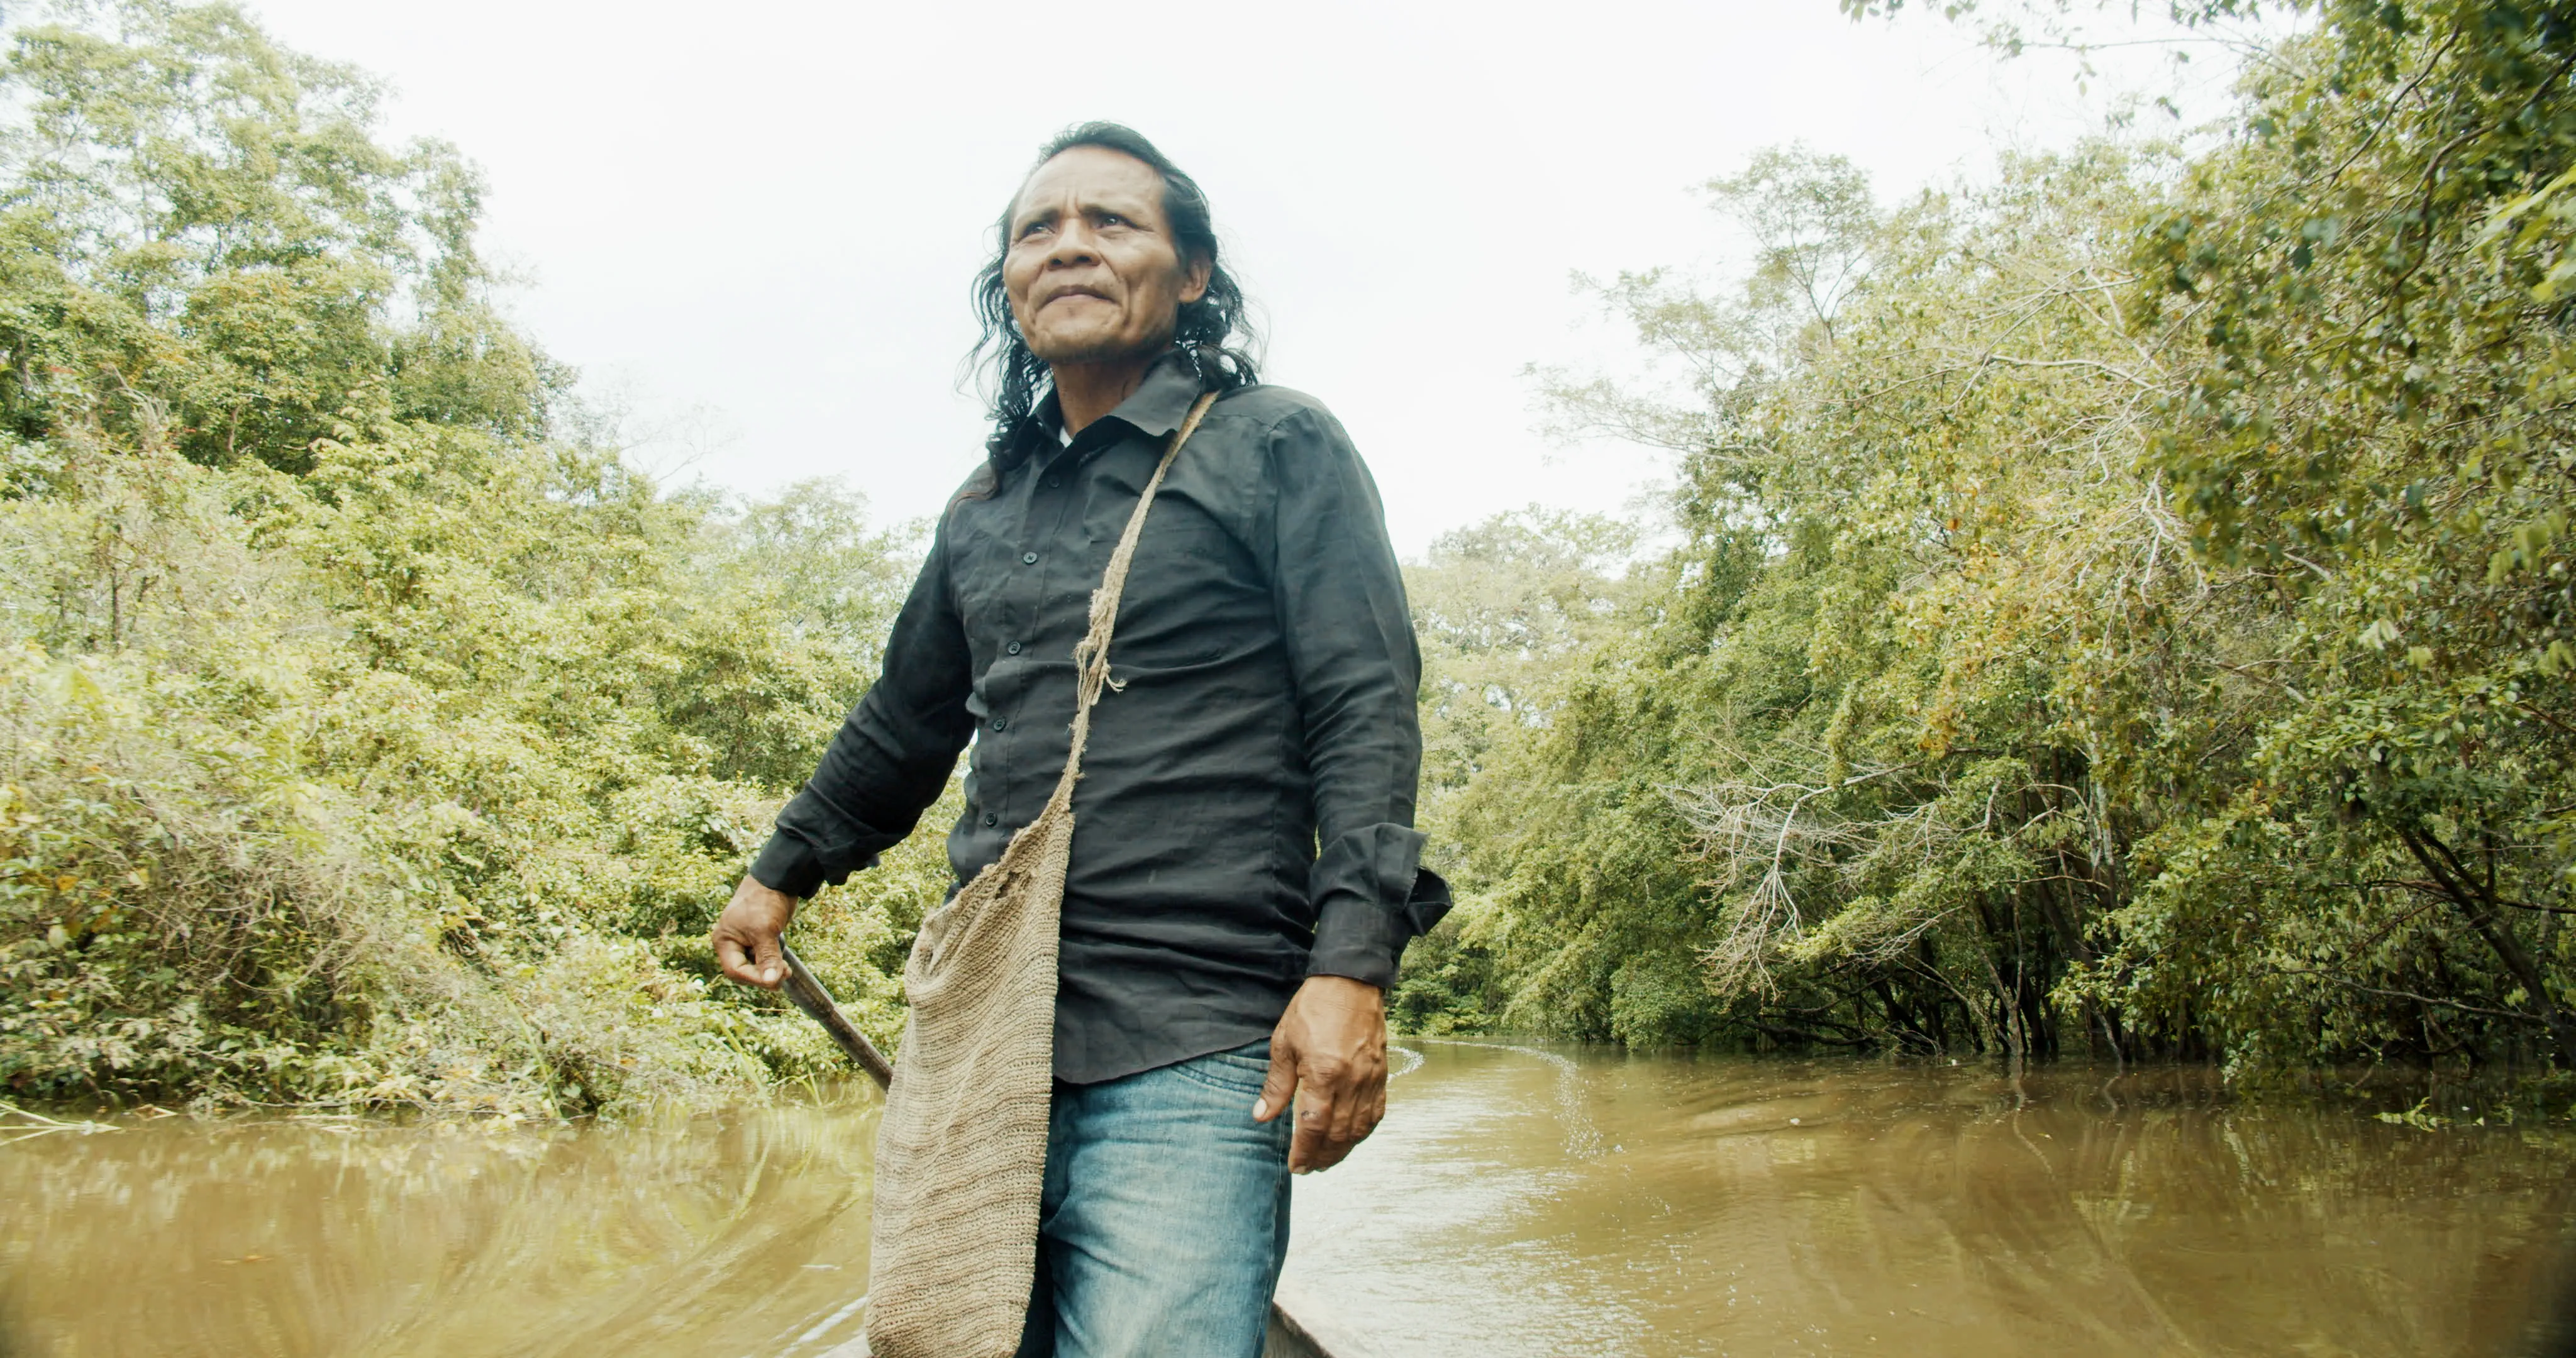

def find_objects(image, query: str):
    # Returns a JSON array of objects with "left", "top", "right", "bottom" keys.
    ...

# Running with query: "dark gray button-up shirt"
[{"left": 750, "top": 351, "right": 1450, "bottom": 1084}]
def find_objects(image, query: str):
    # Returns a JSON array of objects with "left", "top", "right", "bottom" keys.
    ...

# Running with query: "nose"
[{"left": 1046, "top": 217, "right": 1101, "bottom": 268}]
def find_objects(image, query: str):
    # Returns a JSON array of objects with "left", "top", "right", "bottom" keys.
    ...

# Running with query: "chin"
[{"left": 1031, "top": 330, "right": 1153, "bottom": 366}]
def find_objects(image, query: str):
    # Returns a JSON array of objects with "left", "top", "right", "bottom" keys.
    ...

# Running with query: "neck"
[{"left": 1049, "top": 349, "right": 1163, "bottom": 437}]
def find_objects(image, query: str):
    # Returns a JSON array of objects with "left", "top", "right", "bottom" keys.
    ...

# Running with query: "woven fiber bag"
[{"left": 863, "top": 391, "right": 1219, "bottom": 1357}]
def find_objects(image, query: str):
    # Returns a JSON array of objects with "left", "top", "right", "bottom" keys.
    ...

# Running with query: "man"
[{"left": 709, "top": 122, "right": 1446, "bottom": 1357}]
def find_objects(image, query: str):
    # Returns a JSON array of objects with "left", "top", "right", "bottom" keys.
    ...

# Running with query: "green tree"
[
  {"left": 0, "top": 3, "right": 931, "bottom": 1115},
  {"left": 0, "top": 0, "right": 555, "bottom": 471},
  {"left": 1427, "top": 0, "right": 2574, "bottom": 1075},
  {"left": 1394, "top": 508, "right": 1644, "bottom": 1034}
]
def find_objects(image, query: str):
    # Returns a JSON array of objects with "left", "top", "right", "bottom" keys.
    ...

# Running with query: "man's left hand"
[{"left": 1254, "top": 975, "right": 1387, "bottom": 1174}]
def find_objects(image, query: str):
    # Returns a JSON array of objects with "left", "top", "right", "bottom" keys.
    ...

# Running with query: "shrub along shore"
[
  {"left": 1399, "top": 1, "right": 2574, "bottom": 1090},
  {"left": 0, "top": 1, "right": 950, "bottom": 1116},
  {"left": 3, "top": 1, "right": 2570, "bottom": 1117}
]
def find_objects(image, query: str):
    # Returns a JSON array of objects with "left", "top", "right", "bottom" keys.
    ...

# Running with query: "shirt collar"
[
  {"left": 1009, "top": 349, "right": 1206, "bottom": 471},
  {"left": 1091, "top": 348, "right": 1205, "bottom": 441},
  {"left": 1038, "top": 349, "right": 1202, "bottom": 447}
]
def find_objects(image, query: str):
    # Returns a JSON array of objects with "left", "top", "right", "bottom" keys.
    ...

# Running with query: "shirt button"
[
  {"left": 1021, "top": 551, "right": 1039, "bottom": 565},
  {"left": 991, "top": 717, "right": 1008, "bottom": 731},
  {"left": 1005, "top": 641, "right": 1023, "bottom": 655},
  {"left": 983, "top": 814, "right": 998, "bottom": 827}
]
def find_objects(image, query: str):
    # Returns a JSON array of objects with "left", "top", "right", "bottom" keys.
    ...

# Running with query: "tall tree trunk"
[{"left": 2396, "top": 822, "right": 2574, "bottom": 1064}]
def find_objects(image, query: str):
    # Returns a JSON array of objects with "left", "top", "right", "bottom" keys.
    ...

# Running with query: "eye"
[{"left": 1098, "top": 213, "right": 1128, "bottom": 227}]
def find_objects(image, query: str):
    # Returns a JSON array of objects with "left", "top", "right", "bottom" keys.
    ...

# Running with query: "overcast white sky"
[{"left": 236, "top": 0, "right": 2246, "bottom": 556}]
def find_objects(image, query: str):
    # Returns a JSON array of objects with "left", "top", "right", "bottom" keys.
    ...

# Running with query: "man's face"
[{"left": 1003, "top": 146, "right": 1211, "bottom": 368}]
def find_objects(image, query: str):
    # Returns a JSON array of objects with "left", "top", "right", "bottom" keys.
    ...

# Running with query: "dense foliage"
[
  {"left": 0, "top": 2, "right": 942, "bottom": 1115},
  {"left": 1397, "top": 0, "right": 2575, "bottom": 1078},
  {"left": 13, "top": 0, "right": 2572, "bottom": 1116}
]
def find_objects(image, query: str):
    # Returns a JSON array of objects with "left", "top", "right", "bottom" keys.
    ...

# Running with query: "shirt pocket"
[
  {"left": 1131, "top": 519, "right": 1238, "bottom": 577},
  {"left": 1108, "top": 517, "right": 1257, "bottom": 668}
]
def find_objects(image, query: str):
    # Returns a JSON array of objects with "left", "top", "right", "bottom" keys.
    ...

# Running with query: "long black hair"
[{"left": 965, "top": 122, "right": 1260, "bottom": 458}]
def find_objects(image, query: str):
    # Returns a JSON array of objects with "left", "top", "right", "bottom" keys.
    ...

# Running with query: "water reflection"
[
  {"left": 0, "top": 1098, "right": 884, "bottom": 1357},
  {"left": 0, "top": 1051, "right": 2568, "bottom": 1357},
  {"left": 1291, "top": 1045, "right": 2576, "bottom": 1357}
]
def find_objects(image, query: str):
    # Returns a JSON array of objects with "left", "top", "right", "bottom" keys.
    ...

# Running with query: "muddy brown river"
[{"left": 3, "top": 1043, "right": 2570, "bottom": 1356}]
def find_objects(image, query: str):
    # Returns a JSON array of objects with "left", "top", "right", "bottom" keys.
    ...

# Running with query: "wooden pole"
[{"left": 778, "top": 943, "right": 894, "bottom": 1090}]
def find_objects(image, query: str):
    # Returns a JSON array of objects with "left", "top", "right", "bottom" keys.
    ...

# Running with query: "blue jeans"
[{"left": 1013, "top": 1039, "right": 1293, "bottom": 1358}]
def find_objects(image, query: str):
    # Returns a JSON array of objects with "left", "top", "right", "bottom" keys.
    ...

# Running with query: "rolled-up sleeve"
[
  {"left": 1265, "top": 406, "right": 1452, "bottom": 988},
  {"left": 749, "top": 515, "right": 975, "bottom": 898}
]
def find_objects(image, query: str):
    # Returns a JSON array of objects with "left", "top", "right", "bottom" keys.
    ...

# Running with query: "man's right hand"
[{"left": 711, "top": 875, "right": 799, "bottom": 989}]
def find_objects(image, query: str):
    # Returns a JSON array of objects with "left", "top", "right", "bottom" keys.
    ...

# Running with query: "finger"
[
  {"left": 1252, "top": 1041, "right": 1297, "bottom": 1122},
  {"left": 1290, "top": 1106, "right": 1329, "bottom": 1174},
  {"left": 1299, "top": 1124, "right": 1357, "bottom": 1173},
  {"left": 1291, "top": 1073, "right": 1338, "bottom": 1173},
  {"left": 1323, "top": 1068, "right": 1371, "bottom": 1145},
  {"left": 1358, "top": 1082, "right": 1387, "bottom": 1140},
  {"left": 1336, "top": 1081, "right": 1383, "bottom": 1149},
  {"left": 1343, "top": 1107, "right": 1381, "bottom": 1152},
  {"left": 750, "top": 930, "right": 785, "bottom": 990},
  {"left": 714, "top": 932, "right": 759, "bottom": 986},
  {"left": 1307, "top": 1049, "right": 1377, "bottom": 1146}
]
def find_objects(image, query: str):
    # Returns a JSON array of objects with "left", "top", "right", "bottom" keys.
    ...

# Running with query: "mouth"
[{"left": 1040, "top": 286, "right": 1113, "bottom": 311}]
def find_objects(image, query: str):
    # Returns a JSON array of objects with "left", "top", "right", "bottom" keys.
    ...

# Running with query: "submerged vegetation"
[
  {"left": 3, "top": 0, "right": 2570, "bottom": 1116},
  {"left": 1401, "top": 0, "right": 2576, "bottom": 1081}
]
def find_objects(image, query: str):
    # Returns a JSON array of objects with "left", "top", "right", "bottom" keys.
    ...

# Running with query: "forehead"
[{"left": 1010, "top": 145, "right": 1168, "bottom": 223}]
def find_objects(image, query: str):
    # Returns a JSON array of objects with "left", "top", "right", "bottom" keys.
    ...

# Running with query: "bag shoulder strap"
[{"left": 1050, "top": 389, "right": 1219, "bottom": 800}]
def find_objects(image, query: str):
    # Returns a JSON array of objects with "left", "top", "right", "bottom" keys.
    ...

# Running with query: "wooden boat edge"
[
  {"left": 1265, "top": 1285, "right": 1368, "bottom": 1358},
  {"left": 1263, "top": 1296, "right": 1333, "bottom": 1358}
]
